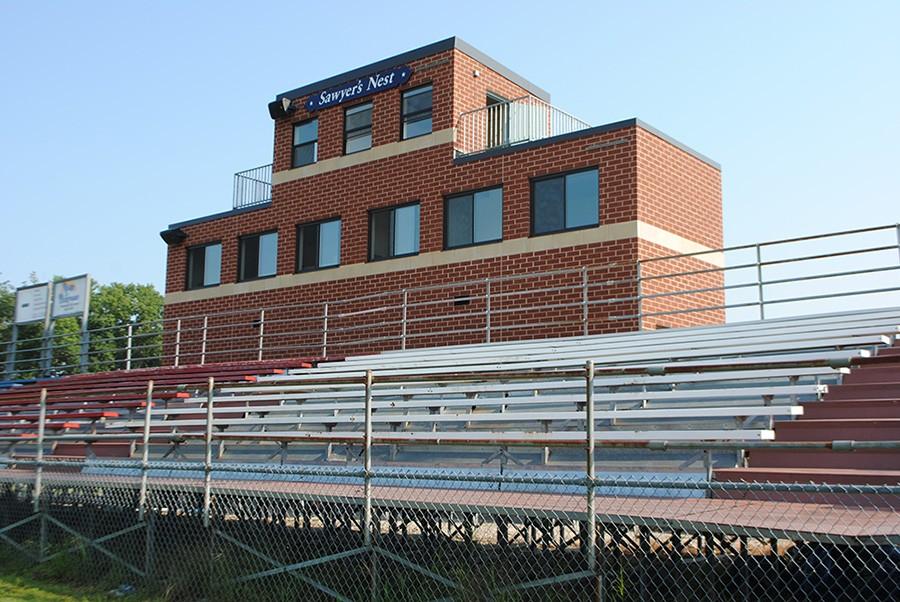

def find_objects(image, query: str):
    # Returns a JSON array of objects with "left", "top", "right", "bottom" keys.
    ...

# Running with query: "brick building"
[{"left": 159, "top": 37, "right": 724, "bottom": 362}]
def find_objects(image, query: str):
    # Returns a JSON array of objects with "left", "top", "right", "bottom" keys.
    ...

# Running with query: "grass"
[{"left": 0, "top": 574, "right": 117, "bottom": 601}]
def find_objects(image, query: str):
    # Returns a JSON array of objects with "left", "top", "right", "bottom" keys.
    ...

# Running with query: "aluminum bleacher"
[
  {"left": 2, "top": 307, "right": 898, "bottom": 477},
  {"left": 61, "top": 307, "right": 895, "bottom": 469}
]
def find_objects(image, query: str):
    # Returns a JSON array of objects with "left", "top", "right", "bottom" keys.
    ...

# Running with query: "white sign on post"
[
  {"left": 52, "top": 275, "right": 91, "bottom": 318},
  {"left": 14, "top": 283, "right": 51, "bottom": 325}
]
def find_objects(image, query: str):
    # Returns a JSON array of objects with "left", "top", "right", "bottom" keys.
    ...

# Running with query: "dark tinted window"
[
  {"left": 297, "top": 219, "right": 341, "bottom": 271},
  {"left": 239, "top": 231, "right": 278, "bottom": 281},
  {"left": 369, "top": 204, "right": 419, "bottom": 260},
  {"left": 445, "top": 187, "right": 503, "bottom": 248},
  {"left": 532, "top": 169, "right": 599, "bottom": 235},
  {"left": 186, "top": 243, "right": 221, "bottom": 289}
]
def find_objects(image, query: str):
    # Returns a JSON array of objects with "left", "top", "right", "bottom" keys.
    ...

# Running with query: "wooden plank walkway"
[{"left": 1, "top": 469, "right": 897, "bottom": 542}]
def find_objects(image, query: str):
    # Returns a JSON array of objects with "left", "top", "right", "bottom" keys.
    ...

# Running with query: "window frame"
[
  {"left": 291, "top": 118, "right": 318, "bottom": 168},
  {"left": 238, "top": 230, "right": 279, "bottom": 282},
  {"left": 343, "top": 102, "right": 373, "bottom": 155},
  {"left": 185, "top": 241, "right": 222, "bottom": 290},
  {"left": 295, "top": 216, "right": 342, "bottom": 273},
  {"left": 443, "top": 184, "right": 504, "bottom": 250},
  {"left": 400, "top": 84, "right": 433, "bottom": 140},
  {"left": 367, "top": 201, "right": 421, "bottom": 262},
  {"left": 529, "top": 167, "right": 600, "bottom": 237}
]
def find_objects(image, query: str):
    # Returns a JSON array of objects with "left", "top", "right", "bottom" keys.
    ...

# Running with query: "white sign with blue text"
[{"left": 52, "top": 275, "right": 90, "bottom": 319}]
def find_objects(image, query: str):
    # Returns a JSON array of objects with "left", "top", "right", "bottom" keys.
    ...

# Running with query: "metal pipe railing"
[
  {"left": 455, "top": 95, "right": 592, "bottom": 157},
  {"left": 2, "top": 222, "right": 898, "bottom": 380},
  {"left": 232, "top": 163, "right": 272, "bottom": 210}
]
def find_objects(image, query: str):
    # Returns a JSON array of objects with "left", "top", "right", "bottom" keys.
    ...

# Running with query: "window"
[
  {"left": 344, "top": 103, "right": 372, "bottom": 154},
  {"left": 186, "top": 242, "right": 221, "bottom": 289},
  {"left": 531, "top": 168, "right": 599, "bottom": 235},
  {"left": 445, "top": 187, "right": 503, "bottom": 249},
  {"left": 401, "top": 85, "right": 432, "bottom": 139},
  {"left": 292, "top": 119, "right": 318, "bottom": 167},
  {"left": 369, "top": 203, "right": 419, "bottom": 260},
  {"left": 239, "top": 231, "right": 278, "bottom": 281},
  {"left": 296, "top": 218, "right": 341, "bottom": 272}
]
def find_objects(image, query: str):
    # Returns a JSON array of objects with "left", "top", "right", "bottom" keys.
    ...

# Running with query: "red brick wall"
[
  {"left": 162, "top": 44, "right": 724, "bottom": 361},
  {"left": 164, "top": 239, "right": 639, "bottom": 364},
  {"left": 635, "top": 127, "right": 722, "bottom": 249},
  {"left": 638, "top": 239, "right": 725, "bottom": 330},
  {"left": 165, "top": 123, "right": 639, "bottom": 294}
]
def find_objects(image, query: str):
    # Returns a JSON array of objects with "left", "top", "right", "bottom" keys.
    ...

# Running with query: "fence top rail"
[{"left": 641, "top": 222, "right": 900, "bottom": 264}]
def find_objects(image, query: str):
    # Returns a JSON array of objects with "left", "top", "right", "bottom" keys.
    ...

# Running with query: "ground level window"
[
  {"left": 297, "top": 219, "right": 341, "bottom": 271},
  {"left": 445, "top": 187, "right": 503, "bottom": 248},
  {"left": 531, "top": 168, "right": 599, "bottom": 235},
  {"left": 186, "top": 242, "right": 221, "bottom": 289},
  {"left": 239, "top": 231, "right": 278, "bottom": 281},
  {"left": 369, "top": 203, "right": 419, "bottom": 260}
]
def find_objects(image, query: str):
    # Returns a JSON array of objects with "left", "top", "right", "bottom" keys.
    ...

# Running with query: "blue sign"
[{"left": 305, "top": 65, "right": 412, "bottom": 111}]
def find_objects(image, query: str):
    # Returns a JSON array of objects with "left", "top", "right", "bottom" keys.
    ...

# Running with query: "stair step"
[
  {"left": 825, "top": 383, "right": 900, "bottom": 400},
  {"left": 774, "top": 418, "right": 900, "bottom": 441},
  {"left": 748, "top": 449, "right": 899, "bottom": 471},
  {"left": 843, "top": 365, "right": 900, "bottom": 384},
  {"left": 713, "top": 467, "right": 900, "bottom": 508},
  {"left": 801, "top": 399, "right": 900, "bottom": 419},
  {"left": 715, "top": 466, "right": 900, "bottom": 485}
]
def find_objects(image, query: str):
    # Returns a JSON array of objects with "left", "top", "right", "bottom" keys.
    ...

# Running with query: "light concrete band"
[{"left": 165, "top": 220, "right": 723, "bottom": 305}]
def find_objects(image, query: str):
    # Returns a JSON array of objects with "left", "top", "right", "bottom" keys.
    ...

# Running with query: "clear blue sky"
[{"left": 1, "top": 1, "right": 898, "bottom": 292}]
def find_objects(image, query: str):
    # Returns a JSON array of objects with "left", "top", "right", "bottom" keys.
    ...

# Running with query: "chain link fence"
[{"left": 0, "top": 447, "right": 897, "bottom": 601}]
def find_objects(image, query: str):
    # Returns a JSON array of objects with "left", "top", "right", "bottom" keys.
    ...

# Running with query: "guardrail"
[
  {"left": 455, "top": 95, "right": 592, "bottom": 157},
  {"left": 2, "top": 223, "right": 899, "bottom": 379},
  {"left": 232, "top": 163, "right": 272, "bottom": 210}
]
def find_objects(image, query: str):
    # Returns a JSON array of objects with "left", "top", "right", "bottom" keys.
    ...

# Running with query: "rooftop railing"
[
  {"left": 455, "top": 95, "right": 592, "bottom": 157},
  {"left": 232, "top": 163, "right": 272, "bottom": 210}
]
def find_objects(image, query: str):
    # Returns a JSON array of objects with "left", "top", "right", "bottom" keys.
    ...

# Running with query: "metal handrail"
[
  {"left": 233, "top": 163, "right": 272, "bottom": 210},
  {"left": 2, "top": 222, "right": 899, "bottom": 379},
  {"left": 455, "top": 95, "right": 592, "bottom": 157}
]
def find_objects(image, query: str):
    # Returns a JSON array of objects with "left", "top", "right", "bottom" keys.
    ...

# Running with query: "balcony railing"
[
  {"left": 455, "top": 95, "right": 592, "bottom": 157},
  {"left": 233, "top": 163, "right": 272, "bottom": 210}
]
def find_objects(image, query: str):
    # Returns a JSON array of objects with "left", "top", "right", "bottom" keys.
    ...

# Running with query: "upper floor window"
[
  {"left": 369, "top": 203, "right": 419, "bottom": 261},
  {"left": 401, "top": 85, "right": 432, "bottom": 140},
  {"left": 297, "top": 218, "right": 341, "bottom": 272},
  {"left": 239, "top": 231, "right": 278, "bottom": 281},
  {"left": 445, "top": 187, "right": 503, "bottom": 249},
  {"left": 531, "top": 168, "right": 599, "bottom": 235},
  {"left": 186, "top": 242, "right": 221, "bottom": 290},
  {"left": 292, "top": 119, "right": 318, "bottom": 167},
  {"left": 344, "top": 103, "right": 373, "bottom": 154}
]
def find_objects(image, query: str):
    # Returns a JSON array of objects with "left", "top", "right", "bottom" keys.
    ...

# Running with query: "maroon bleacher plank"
[
  {"left": 0, "top": 411, "right": 118, "bottom": 422},
  {"left": 801, "top": 399, "right": 900, "bottom": 420}
]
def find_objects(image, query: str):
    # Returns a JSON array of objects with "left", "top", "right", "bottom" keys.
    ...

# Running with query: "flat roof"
[{"left": 273, "top": 36, "right": 551, "bottom": 104}]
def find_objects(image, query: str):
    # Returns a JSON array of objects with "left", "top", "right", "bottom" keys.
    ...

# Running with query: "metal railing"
[
  {"left": 2, "top": 223, "right": 899, "bottom": 380},
  {"left": 232, "top": 163, "right": 272, "bottom": 210},
  {"left": 455, "top": 95, "right": 592, "bottom": 157}
]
